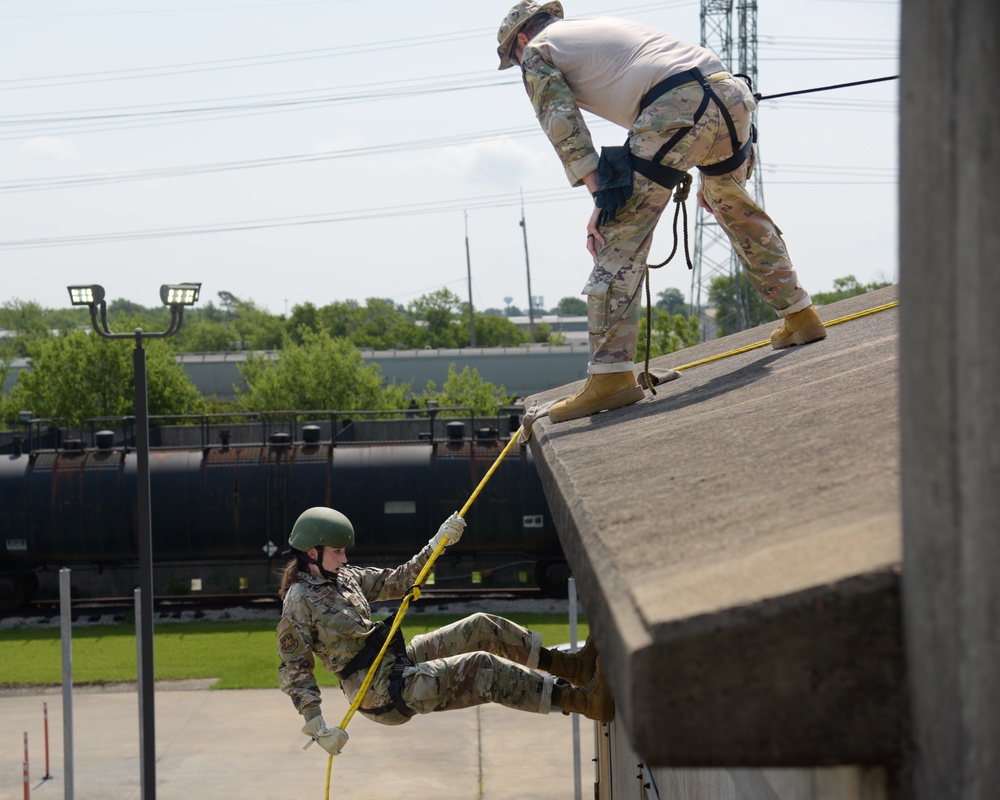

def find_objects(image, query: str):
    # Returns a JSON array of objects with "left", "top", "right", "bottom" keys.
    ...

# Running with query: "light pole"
[{"left": 66, "top": 282, "right": 201, "bottom": 800}]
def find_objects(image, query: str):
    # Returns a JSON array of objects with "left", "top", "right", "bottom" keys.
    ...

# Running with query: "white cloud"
[
  {"left": 420, "top": 136, "right": 547, "bottom": 187},
  {"left": 18, "top": 136, "right": 79, "bottom": 162}
]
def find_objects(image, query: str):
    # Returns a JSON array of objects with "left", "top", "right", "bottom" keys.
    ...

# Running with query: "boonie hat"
[{"left": 496, "top": 0, "right": 564, "bottom": 70}]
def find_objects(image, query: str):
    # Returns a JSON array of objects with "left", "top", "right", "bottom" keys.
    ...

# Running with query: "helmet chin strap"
[{"left": 303, "top": 546, "right": 340, "bottom": 581}]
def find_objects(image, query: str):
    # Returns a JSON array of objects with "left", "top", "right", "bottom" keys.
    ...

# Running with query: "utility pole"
[
  {"left": 465, "top": 211, "right": 476, "bottom": 347},
  {"left": 519, "top": 191, "right": 536, "bottom": 343}
]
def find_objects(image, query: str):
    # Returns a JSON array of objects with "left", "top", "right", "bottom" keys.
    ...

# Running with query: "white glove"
[
  {"left": 302, "top": 715, "right": 349, "bottom": 756},
  {"left": 430, "top": 512, "right": 465, "bottom": 549}
]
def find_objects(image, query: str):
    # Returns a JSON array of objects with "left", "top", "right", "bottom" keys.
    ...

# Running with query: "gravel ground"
[{"left": 0, "top": 597, "right": 581, "bottom": 630}]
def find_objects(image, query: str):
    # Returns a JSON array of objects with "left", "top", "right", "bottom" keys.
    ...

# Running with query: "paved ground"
[{"left": 1, "top": 682, "right": 596, "bottom": 800}]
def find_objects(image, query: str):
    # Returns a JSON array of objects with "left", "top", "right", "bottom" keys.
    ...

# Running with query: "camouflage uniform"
[
  {"left": 521, "top": 20, "right": 812, "bottom": 367},
  {"left": 277, "top": 546, "right": 553, "bottom": 726}
]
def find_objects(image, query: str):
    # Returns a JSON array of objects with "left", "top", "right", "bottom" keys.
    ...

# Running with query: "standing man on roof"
[
  {"left": 277, "top": 507, "right": 612, "bottom": 756},
  {"left": 497, "top": 1, "right": 827, "bottom": 423}
]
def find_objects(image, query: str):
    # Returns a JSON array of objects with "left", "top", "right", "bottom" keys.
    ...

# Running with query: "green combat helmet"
[
  {"left": 496, "top": 0, "right": 563, "bottom": 70},
  {"left": 288, "top": 507, "right": 355, "bottom": 551}
]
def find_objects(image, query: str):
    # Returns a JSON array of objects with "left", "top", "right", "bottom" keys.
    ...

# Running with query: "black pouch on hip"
[{"left": 595, "top": 145, "right": 634, "bottom": 227}]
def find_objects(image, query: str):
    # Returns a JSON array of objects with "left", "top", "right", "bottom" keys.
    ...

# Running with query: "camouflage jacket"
[
  {"left": 277, "top": 544, "right": 432, "bottom": 719},
  {"left": 520, "top": 46, "right": 599, "bottom": 188}
]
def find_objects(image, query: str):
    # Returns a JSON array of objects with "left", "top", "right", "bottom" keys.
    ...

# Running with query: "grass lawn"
[{"left": 0, "top": 612, "right": 588, "bottom": 690}]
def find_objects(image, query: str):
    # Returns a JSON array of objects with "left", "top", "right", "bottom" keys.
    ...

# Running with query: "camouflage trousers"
[
  {"left": 585, "top": 73, "right": 812, "bottom": 367},
  {"left": 355, "top": 612, "right": 553, "bottom": 726}
]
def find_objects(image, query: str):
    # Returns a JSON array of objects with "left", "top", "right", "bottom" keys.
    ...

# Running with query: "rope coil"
[{"left": 642, "top": 171, "right": 693, "bottom": 394}]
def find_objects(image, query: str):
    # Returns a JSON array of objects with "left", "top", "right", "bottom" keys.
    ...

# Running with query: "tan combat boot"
[
  {"left": 555, "top": 659, "right": 615, "bottom": 723},
  {"left": 770, "top": 304, "right": 827, "bottom": 350},
  {"left": 545, "top": 636, "right": 598, "bottom": 686},
  {"left": 549, "top": 372, "right": 644, "bottom": 423}
]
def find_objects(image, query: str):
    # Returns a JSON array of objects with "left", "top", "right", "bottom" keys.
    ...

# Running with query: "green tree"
[
  {"left": 532, "top": 320, "right": 554, "bottom": 344},
  {"left": 408, "top": 289, "right": 464, "bottom": 348},
  {"left": 0, "top": 343, "right": 13, "bottom": 422},
  {"left": 218, "top": 297, "right": 281, "bottom": 350},
  {"left": 217, "top": 291, "right": 241, "bottom": 315},
  {"left": 285, "top": 302, "right": 320, "bottom": 345},
  {"left": 108, "top": 298, "right": 169, "bottom": 328},
  {"left": 707, "top": 274, "right": 773, "bottom": 337},
  {"left": 236, "top": 329, "right": 408, "bottom": 412},
  {"left": 207, "top": 291, "right": 283, "bottom": 350},
  {"left": 556, "top": 296, "right": 587, "bottom": 316},
  {"left": 302, "top": 298, "right": 424, "bottom": 350},
  {"left": 0, "top": 300, "right": 51, "bottom": 356},
  {"left": 655, "top": 287, "right": 687, "bottom": 316},
  {"left": 636, "top": 310, "right": 701, "bottom": 361},
  {"left": 5, "top": 329, "right": 204, "bottom": 425},
  {"left": 472, "top": 314, "right": 529, "bottom": 347},
  {"left": 419, "top": 364, "right": 514, "bottom": 416},
  {"left": 316, "top": 299, "right": 362, "bottom": 339},
  {"left": 349, "top": 298, "right": 424, "bottom": 350},
  {"left": 811, "top": 275, "right": 892, "bottom": 306},
  {"left": 41, "top": 307, "right": 90, "bottom": 333},
  {"left": 174, "top": 318, "right": 235, "bottom": 352},
  {"left": 195, "top": 299, "right": 229, "bottom": 324}
]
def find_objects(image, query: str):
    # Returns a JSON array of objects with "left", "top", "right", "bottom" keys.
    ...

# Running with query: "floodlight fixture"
[
  {"left": 67, "top": 284, "right": 106, "bottom": 307},
  {"left": 62, "top": 278, "right": 200, "bottom": 800},
  {"left": 160, "top": 282, "right": 201, "bottom": 308}
]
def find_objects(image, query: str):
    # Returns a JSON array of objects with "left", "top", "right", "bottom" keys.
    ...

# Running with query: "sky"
[{"left": 0, "top": 0, "right": 900, "bottom": 318}]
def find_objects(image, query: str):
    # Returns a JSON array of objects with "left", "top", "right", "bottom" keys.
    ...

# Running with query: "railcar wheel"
[
  {"left": 535, "top": 560, "right": 571, "bottom": 598},
  {"left": 0, "top": 573, "right": 38, "bottom": 612}
]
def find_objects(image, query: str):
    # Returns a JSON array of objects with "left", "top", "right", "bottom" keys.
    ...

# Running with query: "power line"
[
  {"left": 0, "top": 124, "right": 547, "bottom": 193},
  {"left": 0, "top": 31, "right": 493, "bottom": 91},
  {"left": 0, "top": 1, "right": 353, "bottom": 19},
  {"left": 0, "top": 2, "right": 696, "bottom": 90},
  {"left": 768, "top": 98, "right": 897, "bottom": 112},
  {"left": 0, "top": 113, "right": 897, "bottom": 195},
  {"left": 0, "top": 187, "right": 580, "bottom": 251},
  {"left": 0, "top": 73, "right": 520, "bottom": 139},
  {"left": 0, "top": 158, "right": 897, "bottom": 250}
]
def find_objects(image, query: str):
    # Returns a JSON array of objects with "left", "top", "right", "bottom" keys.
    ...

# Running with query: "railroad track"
[{"left": 4, "top": 587, "right": 546, "bottom": 623}]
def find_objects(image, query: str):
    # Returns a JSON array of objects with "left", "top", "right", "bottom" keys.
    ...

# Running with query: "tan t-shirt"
[{"left": 528, "top": 17, "right": 726, "bottom": 129}]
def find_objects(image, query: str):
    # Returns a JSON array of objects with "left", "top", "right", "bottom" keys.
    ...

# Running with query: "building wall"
[
  {"left": 4, "top": 345, "right": 593, "bottom": 403},
  {"left": 598, "top": 720, "right": 887, "bottom": 800},
  {"left": 899, "top": 1, "right": 1000, "bottom": 797}
]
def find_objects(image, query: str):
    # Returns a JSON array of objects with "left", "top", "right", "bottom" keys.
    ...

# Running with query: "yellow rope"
[
  {"left": 324, "top": 427, "right": 524, "bottom": 797},
  {"left": 320, "top": 297, "right": 899, "bottom": 794},
  {"left": 672, "top": 301, "right": 899, "bottom": 372}
]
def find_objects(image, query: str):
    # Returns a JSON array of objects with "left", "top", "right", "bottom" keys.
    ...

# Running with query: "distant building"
[
  {"left": 4, "top": 345, "right": 593, "bottom": 403},
  {"left": 506, "top": 315, "right": 588, "bottom": 346}
]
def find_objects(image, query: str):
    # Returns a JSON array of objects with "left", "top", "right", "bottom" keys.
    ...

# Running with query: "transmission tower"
[{"left": 689, "top": 0, "right": 765, "bottom": 339}]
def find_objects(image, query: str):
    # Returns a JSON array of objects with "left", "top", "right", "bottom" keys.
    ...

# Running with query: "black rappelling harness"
[
  {"left": 595, "top": 66, "right": 756, "bottom": 228},
  {"left": 298, "top": 546, "right": 418, "bottom": 719},
  {"left": 595, "top": 66, "right": 756, "bottom": 394},
  {"left": 336, "top": 608, "right": 416, "bottom": 721},
  {"left": 632, "top": 67, "right": 756, "bottom": 193}
]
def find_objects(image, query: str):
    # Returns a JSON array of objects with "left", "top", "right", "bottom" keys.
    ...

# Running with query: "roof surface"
[{"left": 526, "top": 285, "right": 904, "bottom": 766}]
